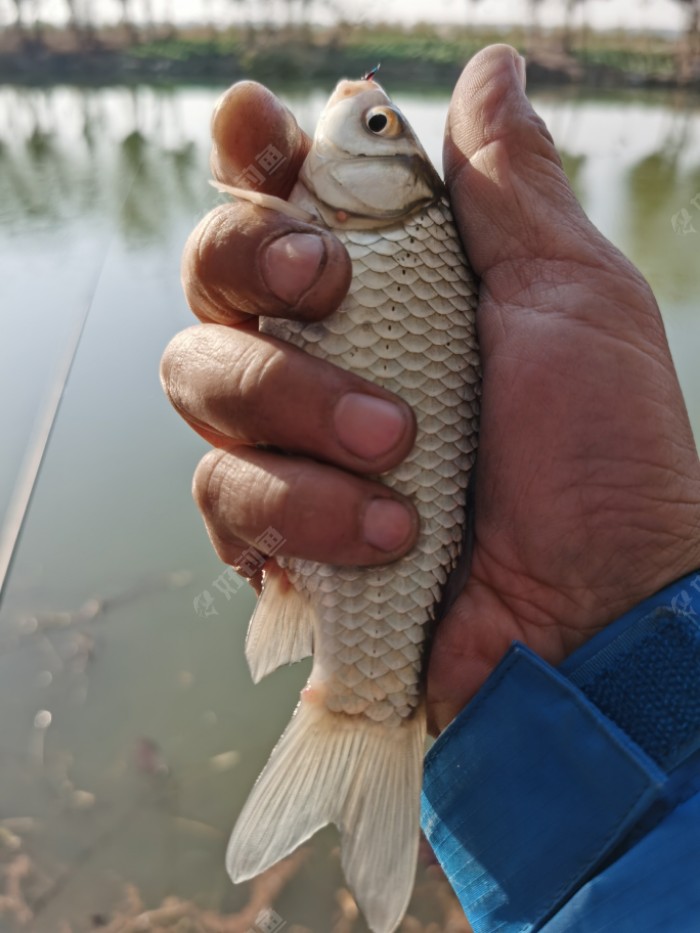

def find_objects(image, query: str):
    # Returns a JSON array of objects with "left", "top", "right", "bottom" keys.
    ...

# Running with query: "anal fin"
[{"left": 245, "top": 563, "right": 313, "bottom": 683}]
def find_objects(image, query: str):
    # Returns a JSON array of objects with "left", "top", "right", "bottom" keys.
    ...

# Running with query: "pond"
[{"left": 0, "top": 76, "right": 699, "bottom": 931}]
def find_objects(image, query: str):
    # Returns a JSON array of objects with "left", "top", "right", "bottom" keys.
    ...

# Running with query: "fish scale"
[
  {"left": 260, "top": 194, "right": 478, "bottom": 724},
  {"left": 225, "top": 77, "right": 481, "bottom": 933}
]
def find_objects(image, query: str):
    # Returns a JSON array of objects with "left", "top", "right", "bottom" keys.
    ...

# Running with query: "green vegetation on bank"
[
  {"left": 0, "top": 23, "right": 696, "bottom": 88},
  {"left": 120, "top": 25, "right": 699, "bottom": 87}
]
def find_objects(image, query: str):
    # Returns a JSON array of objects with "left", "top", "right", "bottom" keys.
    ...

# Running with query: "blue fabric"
[
  {"left": 421, "top": 570, "right": 700, "bottom": 933},
  {"left": 560, "top": 572, "right": 700, "bottom": 771},
  {"left": 543, "top": 791, "right": 700, "bottom": 933},
  {"left": 567, "top": 608, "right": 700, "bottom": 769}
]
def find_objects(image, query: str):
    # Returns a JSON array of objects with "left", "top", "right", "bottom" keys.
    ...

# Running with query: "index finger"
[
  {"left": 183, "top": 82, "right": 351, "bottom": 327},
  {"left": 210, "top": 81, "right": 311, "bottom": 197}
]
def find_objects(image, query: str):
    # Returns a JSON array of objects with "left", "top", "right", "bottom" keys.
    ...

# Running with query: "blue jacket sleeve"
[{"left": 421, "top": 570, "right": 700, "bottom": 933}]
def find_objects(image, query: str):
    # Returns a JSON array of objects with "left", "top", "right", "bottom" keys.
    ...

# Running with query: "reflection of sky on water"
[
  {"left": 0, "top": 82, "right": 699, "bottom": 930},
  {"left": 3, "top": 82, "right": 699, "bottom": 499}
]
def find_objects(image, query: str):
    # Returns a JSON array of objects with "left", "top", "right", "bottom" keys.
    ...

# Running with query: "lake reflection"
[{"left": 0, "top": 81, "right": 699, "bottom": 931}]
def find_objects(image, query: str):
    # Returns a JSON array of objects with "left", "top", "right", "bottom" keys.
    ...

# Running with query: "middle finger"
[{"left": 161, "top": 323, "right": 417, "bottom": 474}]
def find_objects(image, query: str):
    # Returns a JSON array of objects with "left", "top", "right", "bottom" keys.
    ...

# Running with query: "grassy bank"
[{"left": 0, "top": 23, "right": 695, "bottom": 90}]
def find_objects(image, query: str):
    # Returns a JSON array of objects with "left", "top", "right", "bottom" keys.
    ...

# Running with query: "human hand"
[{"left": 161, "top": 45, "right": 700, "bottom": 734}]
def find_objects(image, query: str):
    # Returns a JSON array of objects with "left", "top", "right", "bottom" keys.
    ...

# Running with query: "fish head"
[{"left": 299, "top": 79, "right": 444, "bottom": 227}]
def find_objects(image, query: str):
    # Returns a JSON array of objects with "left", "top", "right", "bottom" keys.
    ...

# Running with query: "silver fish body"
[
  {"left": 262, "top": 201, "right": 479, "bottom": 722},
  {"left": 225, "top": 80, "right": 480, "bottom": 933}
]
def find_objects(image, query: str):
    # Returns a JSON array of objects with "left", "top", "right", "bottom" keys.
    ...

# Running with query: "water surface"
[{"left": 1, "top": 80, "right": 699, "bottom": 931}]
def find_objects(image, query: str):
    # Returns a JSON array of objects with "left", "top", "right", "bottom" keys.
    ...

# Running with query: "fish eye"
[{"left": 364, "top": 107, "right": 403, "bottom": 138}]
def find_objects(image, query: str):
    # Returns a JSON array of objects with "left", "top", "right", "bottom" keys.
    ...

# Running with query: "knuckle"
[
  {"left": 193, "top": 451, "right": 281, "bottom": 549},
  {"left": 192, "top": 449, "right": 230, "bottom": 520},
  {"left": 237, "top": 460, "right": 296, "bottom": 544},
  {"left": 181, "top": 206, "right": 236, "bottom": 321},
  {"left": 160, "top": 327, "right": 199, "bottom": 413},
  {"left": 275, "top": 463, "right": 354, "bottom": 554},
  {"left": 231, "top": 339, "right": 288, "bottom": 413},
  {"left": 275, "top": 463, "right": 306, "bottom": 536},
  {"left": 528, "top": 109, "right": 554, "bottom": 146},
  {"left": 192, "top": 205, "right": 231, "bottom": 277}
]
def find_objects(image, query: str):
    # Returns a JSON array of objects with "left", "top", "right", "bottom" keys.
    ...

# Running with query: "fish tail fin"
[{"left": 226, "top": 694, "right": 426, "bottom": 933}]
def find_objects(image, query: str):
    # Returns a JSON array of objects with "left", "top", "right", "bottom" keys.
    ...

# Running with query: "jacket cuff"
[{"left": 421, "top": 570, "right": 700, "bottom": 933}]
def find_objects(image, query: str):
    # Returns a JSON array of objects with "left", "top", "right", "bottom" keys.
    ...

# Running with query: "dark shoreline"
[{"left": 0, "top": 28, "right": 698, "bottom": 92}]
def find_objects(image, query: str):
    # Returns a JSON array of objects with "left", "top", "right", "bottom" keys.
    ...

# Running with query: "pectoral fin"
[{"left": 210, "top": 180, "right": 316, "bottom": 223}]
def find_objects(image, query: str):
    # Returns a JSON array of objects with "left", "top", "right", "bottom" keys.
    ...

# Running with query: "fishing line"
[{"left": 0, "top": 168, "right": 143, "bottom": 612}]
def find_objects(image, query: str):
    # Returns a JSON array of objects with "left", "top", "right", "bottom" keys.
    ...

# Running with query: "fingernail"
[
  {"left": 363, "top": 499, "right": 414, "bottom": 552},
  {"left": 334, "top": 393, "right": 409, "bottom": 460},
  {"left": 262, "top": 233, "right": 325, "bottom": 305},
  {"left": 515, "top": 53, "right": 527, "bottom": 89}
]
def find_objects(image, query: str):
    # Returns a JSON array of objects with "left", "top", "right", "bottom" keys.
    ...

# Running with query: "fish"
[{"left": 218, "top": 77, "right": 480, "bottom": 933}]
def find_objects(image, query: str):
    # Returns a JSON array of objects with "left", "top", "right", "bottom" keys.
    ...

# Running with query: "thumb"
[{"left": 444, "top": 45, "right": 605, "bottom": 278}]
